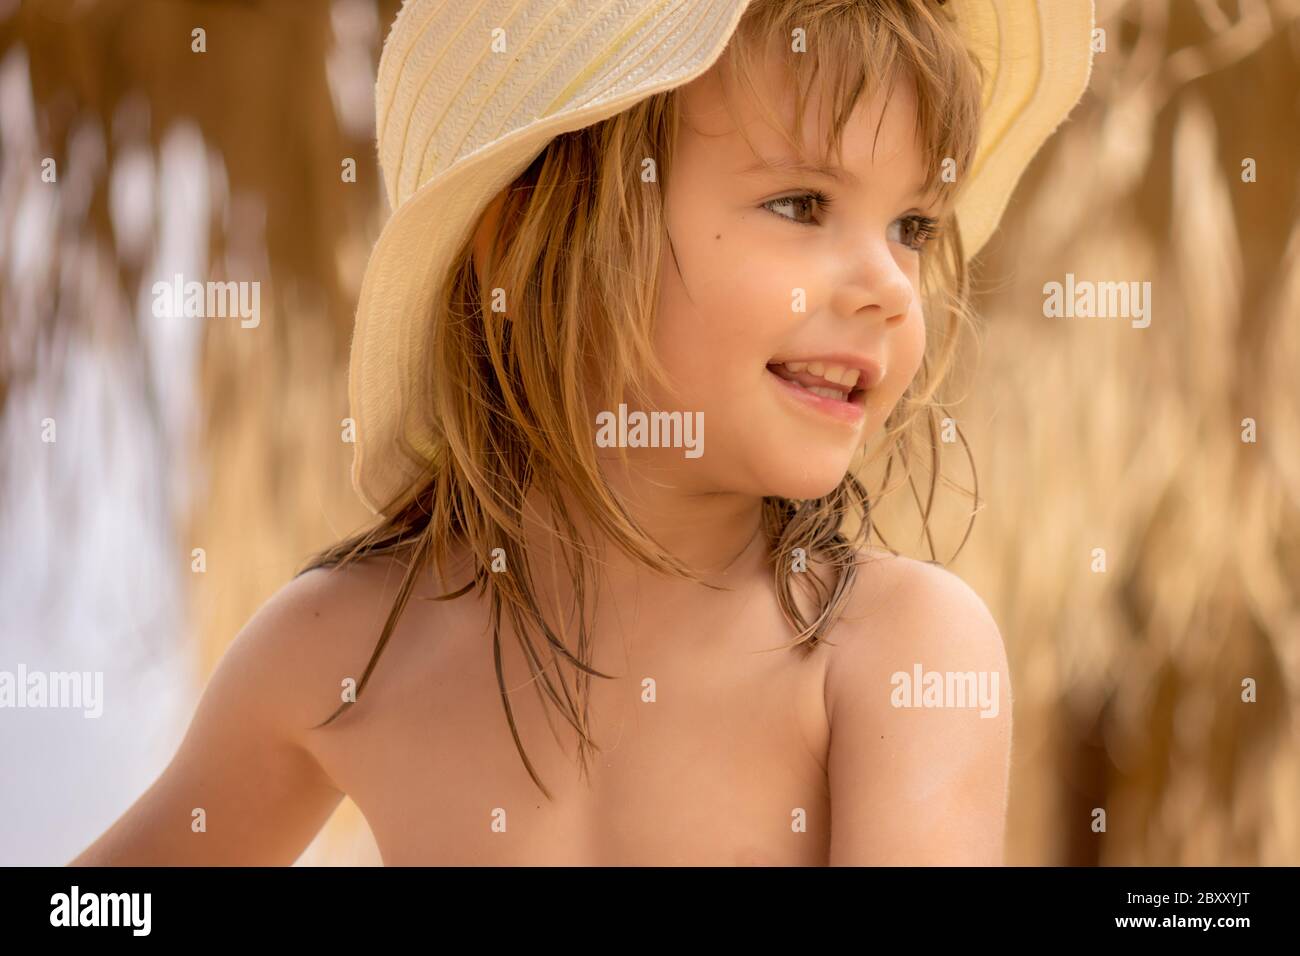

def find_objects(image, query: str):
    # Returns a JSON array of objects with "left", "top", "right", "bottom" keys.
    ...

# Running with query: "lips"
[
  {"left": 765, "top": 360, "right": 869, "bottom": 403},
  {"left": 763, "top": 355, "right": 883, "bottom": 426}
]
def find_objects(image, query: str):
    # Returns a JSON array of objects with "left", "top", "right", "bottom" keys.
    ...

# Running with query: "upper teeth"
[{"left": 781, "top": 361, "right": 860, "bottom": 388}]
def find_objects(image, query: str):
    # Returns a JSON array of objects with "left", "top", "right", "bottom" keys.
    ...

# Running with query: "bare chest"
[{"left": 306, "top": 598, "right": 833, "bottom": 866}]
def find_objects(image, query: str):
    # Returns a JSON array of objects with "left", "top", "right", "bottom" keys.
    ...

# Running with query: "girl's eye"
[
  {"left": 761, "top": 190, "right": 832, "bottom": 226},
  {"left": 890, "top": 215, "right": 941, "bottom": 252},
  {"left": 761, "top": 192, "right": 941, "bottom": 253}
]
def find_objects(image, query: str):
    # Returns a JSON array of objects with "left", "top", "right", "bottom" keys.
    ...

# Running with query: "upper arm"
[
  {"left": 68, "top": 568, "right": 352, "bottom": 866},
  {"left": 824, "top": 557, "right": 1012, "bottom": 865}
]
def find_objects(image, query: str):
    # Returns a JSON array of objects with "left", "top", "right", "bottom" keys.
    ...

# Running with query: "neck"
[{"left": 516, "top": 455, "right": 768, "bottom": 624}]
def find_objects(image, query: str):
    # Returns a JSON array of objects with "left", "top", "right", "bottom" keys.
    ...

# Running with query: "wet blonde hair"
[{"left": 303, "top": 0, "right": 985, "bottom": 798}]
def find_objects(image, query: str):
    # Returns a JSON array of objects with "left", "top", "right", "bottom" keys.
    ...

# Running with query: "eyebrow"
[{"left": 738, "top": 155, "right": 933, "bottom": 201}]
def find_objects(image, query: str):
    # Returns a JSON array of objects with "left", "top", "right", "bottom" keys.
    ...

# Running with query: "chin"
[{"left": 750, "top": 451, "right": 857, "bottom": 501}]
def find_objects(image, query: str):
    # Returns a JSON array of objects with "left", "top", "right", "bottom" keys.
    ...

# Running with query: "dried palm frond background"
[
  {"left": 1, "top": 0, "right": 1296, "bottom": 865},
  {"left": 942, "top": 0, "right": 1300, "bottom": 865}
]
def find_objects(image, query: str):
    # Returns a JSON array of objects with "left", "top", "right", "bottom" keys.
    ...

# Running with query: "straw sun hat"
[{"left": 348, "top": 0, "right": 1096, "bottom": 517}]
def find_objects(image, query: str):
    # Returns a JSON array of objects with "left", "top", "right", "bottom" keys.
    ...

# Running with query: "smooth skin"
[{"left": 70, "top": 40, "right": 1011, "bottom": 867}]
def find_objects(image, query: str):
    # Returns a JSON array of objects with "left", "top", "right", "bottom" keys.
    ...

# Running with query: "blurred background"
[{"left": 1, "top": 0, "right": 1296, "bottom": 866}]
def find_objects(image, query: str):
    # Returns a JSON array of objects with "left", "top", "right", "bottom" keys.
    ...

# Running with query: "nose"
[{"left": 828, "top": 235, "right": 915, "bottom": 324}]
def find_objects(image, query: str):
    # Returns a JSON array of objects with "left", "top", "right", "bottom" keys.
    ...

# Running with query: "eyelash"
[{"left": 761, "top": 190, "right": 941, "bottom": 252}]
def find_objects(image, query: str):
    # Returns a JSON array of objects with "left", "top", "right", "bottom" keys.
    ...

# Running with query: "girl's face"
[{"left": 648, "top": 52, "right": 933, "bottom": 501}]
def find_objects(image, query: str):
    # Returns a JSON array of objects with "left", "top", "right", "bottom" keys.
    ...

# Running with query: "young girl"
[{"left": 70, "top": 0, "right": 1093, "bottom": 866}]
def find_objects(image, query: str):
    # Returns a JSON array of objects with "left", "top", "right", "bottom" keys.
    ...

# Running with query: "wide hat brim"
[{"left": 349, "top": 0, "right": 1096, "bottom": 518}]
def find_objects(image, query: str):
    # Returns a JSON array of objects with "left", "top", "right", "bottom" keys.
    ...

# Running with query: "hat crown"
[{"left": 374, "top": 0, "right": 750, "bottom": 212}]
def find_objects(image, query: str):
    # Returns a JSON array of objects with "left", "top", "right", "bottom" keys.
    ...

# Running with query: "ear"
[{"left": 470, "top": 187, "right": 510, "bottom": 289}]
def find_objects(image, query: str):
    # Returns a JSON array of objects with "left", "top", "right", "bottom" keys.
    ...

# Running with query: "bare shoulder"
[
  {"left": 841, "top": 547, "right": 1000, "bottom": 631},
  {"left": 824, "top": 548, "right": 1008, "bottom": 711},
  {"left": 227, "top": 550, "right": 437, "bottom": 739},
  {"left": 820, "top": 548, "right": 1013, "bottom": 864},
  {"left": 64, "top": 550, "right": 430, "bottom": 865}
]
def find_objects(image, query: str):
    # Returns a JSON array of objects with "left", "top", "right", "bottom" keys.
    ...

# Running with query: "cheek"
[
  {"left": 872, "top": 303, "right": 927, "bottom": 418},
  {"left": 651, "top": 220, "right": 792, "bottom": 402}
]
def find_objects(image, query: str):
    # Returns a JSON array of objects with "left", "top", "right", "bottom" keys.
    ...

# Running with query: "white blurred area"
[
  {"left": 0, "top": 43, "right": 200, "bottom": 866},
  {"left": 0, "top": 1, "right": 386, "bottom": 866}
]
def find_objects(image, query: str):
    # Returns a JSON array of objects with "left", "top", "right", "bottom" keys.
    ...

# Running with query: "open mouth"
[{"left": 765, "top": 360, "right": 869, "bottom": 408}]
